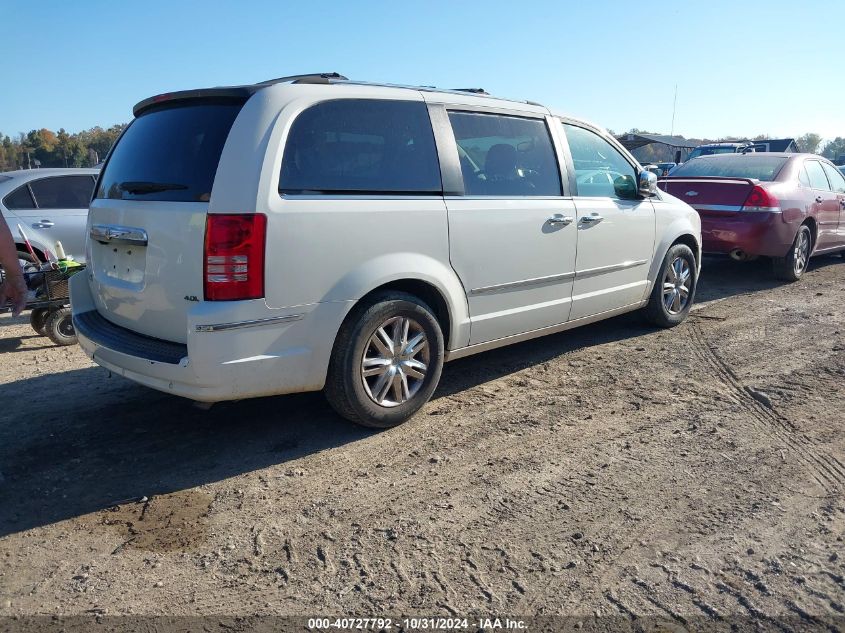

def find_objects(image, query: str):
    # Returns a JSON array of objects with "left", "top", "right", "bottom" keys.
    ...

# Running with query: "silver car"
[{"left": 0, "top": 168, "right": 99, "bottom": 263}]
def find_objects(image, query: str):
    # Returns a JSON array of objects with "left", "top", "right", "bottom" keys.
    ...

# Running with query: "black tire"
[
  {"left": 30, "top": 308, "right": 49, "bottom": 335},
  {"left": 44, "top": 307, "right": 77, "bottom": 346},
  {"left": 772, "top": 224, "right": 812, "bottom": 282},
  {"left": 644, "top": 243, "right": 697, "bottom": 328},
  {"left": 325, "top": 291, "right": 445, "bottom": 428}
]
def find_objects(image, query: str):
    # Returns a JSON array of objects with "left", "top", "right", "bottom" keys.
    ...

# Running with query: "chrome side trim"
[
  {"left": 468, "top": 259, "right": 648, "bottom": 296},
  {"left": 469, "top": 271, "right": 576, "bottom": 296},
  {"left": 575, "top": 259, "right": 648, "bottom": 279},
  {"left": 691, "top": 204, "right": 743, "bottom": 212},
  {"left": 694, "top": 204, "right": 782, "bottom": 213},
  {"left": 445, "top": 300, "right": 647, "bottom": 361},
  {"left": 667, "top": 179, "right": 756, "bottom": 185},
  {"left": 90, "top": 224, "right": 149, "bottom": 247},
  {"left": 195, "top": 314, "right": 303, "bottom": 333}
]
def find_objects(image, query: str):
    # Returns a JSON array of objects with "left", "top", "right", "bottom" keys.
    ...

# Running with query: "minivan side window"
[
  {"left": 280, "top": 99, "right": 441, "bottom": 195},
  {"left": 562, "top": 123, "right": 637, "bottom": 198},
  {"left": 821, "top": 162, "right": 845, "bottom": 194},
  {"left": 447, "top": 112, "right": 561, "bottom": 196},
  {"left": 3, "top": 184, "right": 36, "bottom": 210},
  {"left": 805, "top": 160, "right": 831, "bottom": 191},
  {"left": 30, "top": 176, "right": 96, "bottom": 209}
]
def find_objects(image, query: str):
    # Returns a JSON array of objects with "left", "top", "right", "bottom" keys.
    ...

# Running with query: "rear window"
[
  {"left": 687, "top": 147, "right": 740, "bottom": 159},
  {"left": 30, "top": 175, "right": 95, "bottom": 209},
  {"left": 669, "top": 156, "right": 788, "bottom": 182},
  {"left": 279, "top": 99, "right": 441, "bottom": 195},
  {"left": 96, "top": 102, "right": 243, "bottom": 202}
]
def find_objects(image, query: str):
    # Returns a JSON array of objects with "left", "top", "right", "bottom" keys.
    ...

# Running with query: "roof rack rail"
[
  {"left": 255, "top": 72, "right": 348, "bottom": 87},
  {"left": 452, "top": 87, "right": 489, "bottom": 95}
]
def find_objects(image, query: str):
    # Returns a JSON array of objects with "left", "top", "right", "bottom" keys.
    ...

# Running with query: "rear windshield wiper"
[{"left": 119, "top": 181, "right": 189, "bottom": 194}]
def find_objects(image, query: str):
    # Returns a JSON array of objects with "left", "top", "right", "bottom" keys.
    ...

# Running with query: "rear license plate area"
[{"left": 96, "top": 243, "right": 146, "bottom": 284}]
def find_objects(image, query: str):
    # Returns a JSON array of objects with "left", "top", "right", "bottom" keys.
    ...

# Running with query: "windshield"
[
  {"left": 668, "top": 156, "right": 788, "bottom": 181},
  {"left": 687, "top": 146, "right": 740, "bottom": 160},
  {"left": 96, "top": 102, "right": 243, "bottom": 202}
]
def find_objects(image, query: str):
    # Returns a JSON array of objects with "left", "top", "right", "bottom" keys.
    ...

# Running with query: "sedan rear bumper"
[{"left": 698, "top": 210, "right": 796, "bottom": 258}]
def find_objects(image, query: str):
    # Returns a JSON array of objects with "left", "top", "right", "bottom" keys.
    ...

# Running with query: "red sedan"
[{"left": 659, "top": 153, "right": 845, "bottom": 280}]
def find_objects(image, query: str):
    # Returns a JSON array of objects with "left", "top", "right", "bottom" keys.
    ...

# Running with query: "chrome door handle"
[
  {"left": 32, "top": 220, "right": 54, "bottom": 228},
  {"left": 90, "top": 224, "right": 148, "bottom": 247},
  {"left": 580, "top": 215, "right": 604, "bottom": 225},
  {"left": 546, "top": 215, "right": 574, "bottom": 226}
]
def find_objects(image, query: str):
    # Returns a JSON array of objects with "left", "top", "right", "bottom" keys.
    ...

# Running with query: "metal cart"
[{"left": 19, "top": 265, "right": 84, "bottom": 346}]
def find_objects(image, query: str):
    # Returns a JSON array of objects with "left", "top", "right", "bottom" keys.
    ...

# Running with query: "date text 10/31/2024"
[{"left": 307, "top": 617, "right": 528, "bottom": 630}]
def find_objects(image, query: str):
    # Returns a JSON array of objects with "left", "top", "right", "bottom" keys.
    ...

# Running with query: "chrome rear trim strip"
[
  {"left": 694, "top": 204, "right": 782, "bottom": 213},
  {"left": 196, "top": 314, "right": 303, "bottom": 333},
  {"left": 692, "top": 204, "right": 743, "bottom": 212}
]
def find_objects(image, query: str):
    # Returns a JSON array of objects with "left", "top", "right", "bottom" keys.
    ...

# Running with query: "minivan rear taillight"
[
  {"left": 204, "top": 214, "right": 266, "bottom": 301},
  {"left": 741, "top": 185, "right": 780, "bottom": 212}
]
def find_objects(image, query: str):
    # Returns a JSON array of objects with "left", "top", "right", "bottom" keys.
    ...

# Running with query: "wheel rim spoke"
[
  {"left": 372, "top": 326, "right": 394, "bottom": 356},
  {"left": 404, "top": 331, "right": 427, "bottom": 357},
  {"left": 402, "top": 358, "right": 427, "bottom": 380},
  {"left": 362, "top": 357, "right": 391, "bottom": 377}
]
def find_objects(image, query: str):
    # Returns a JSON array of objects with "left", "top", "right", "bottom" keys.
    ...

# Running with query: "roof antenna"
[{"left": 670, "top": 84, "right": 678, "bottom": 137}]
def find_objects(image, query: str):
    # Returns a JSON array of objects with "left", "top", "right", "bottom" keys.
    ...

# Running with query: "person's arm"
[{"left": 0, "top": 215, "right": 27, "bottom": 317}]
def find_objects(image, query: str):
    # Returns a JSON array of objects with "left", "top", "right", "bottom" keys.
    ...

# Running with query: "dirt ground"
[{"left": 0, "top": 255, "right": 843, "bottom": 629}]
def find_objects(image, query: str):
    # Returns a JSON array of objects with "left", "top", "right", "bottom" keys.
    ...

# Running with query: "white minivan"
[{"left": 72, "top": 73, "right": 701, "bottom": 427}]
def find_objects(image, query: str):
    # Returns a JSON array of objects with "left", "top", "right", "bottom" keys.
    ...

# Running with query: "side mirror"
[
  {"left": 638, "top": 170, "right": 658, "bottom": 197},
  {"left": 613, "top": 174, "right": 638, "bottom": 200}
]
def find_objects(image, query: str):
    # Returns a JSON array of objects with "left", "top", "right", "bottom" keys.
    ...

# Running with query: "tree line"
[
  {"left": 628, "top": 130, "right": 845, "bottom": 164},
  {"left": 2, "top": 123, "right": 843, "bottom": 173},
  {"left": 0, "top": 125, "right": 127, "bottom": 171}
]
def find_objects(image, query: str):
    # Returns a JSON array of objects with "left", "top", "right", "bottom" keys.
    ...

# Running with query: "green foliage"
[
  {"left": 821, "top": 137, "right": 845, "bottom": 163},
  {"left": 796, "top": 133, "right": 822, "bottom": 154},
  {"left": 0, "top": 124, "right": 126, "bottom": 170}
]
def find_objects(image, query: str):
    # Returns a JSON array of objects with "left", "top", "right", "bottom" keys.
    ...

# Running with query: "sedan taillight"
[
  {"left": 742, "top": 185, "right": 780, "bottom": 212},
  {"left": 203, "top": 214, "right": 266, "bottom": 301}
]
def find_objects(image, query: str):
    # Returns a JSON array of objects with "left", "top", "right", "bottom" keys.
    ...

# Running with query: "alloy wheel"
[
  {"left": 662, "top": 256, "right": 692, "bottom": 315},
  {"left": 794, "top": 230, "right": 810, "bottom": 276},
  {"left": 361, "top": 316, "right": 429, "bottom": 407}
]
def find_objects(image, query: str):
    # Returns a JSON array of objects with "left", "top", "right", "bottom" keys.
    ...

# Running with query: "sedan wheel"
[
  {"left": 793, "top": 228, "right": 810, "bottom": 277},
  {"left": 773, "top": 224, "right": 812, "bottom": 282}
]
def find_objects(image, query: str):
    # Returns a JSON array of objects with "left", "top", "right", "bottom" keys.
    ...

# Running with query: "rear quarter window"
[
  {"left": 279, "top": 99, "right": 441, "bottom": 195},
  {"left": 3, "top": 184, "right": 35, "bottom": 210},
  {"left": 669, "top": 156, "right": 788, "bottom": 181},
  {"left": 30, "top": 175, "right": 95, "bottom": 209},
  {"left": 96, "top": 102, "right": 243, "bottom": 202}
]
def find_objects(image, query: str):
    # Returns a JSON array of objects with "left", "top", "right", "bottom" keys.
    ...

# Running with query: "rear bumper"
[
  {"left": 698, "top": 210, "right": 795, "bottom": 257},
  {"left": 70, "top": 274, "right": 352, "bottom": 402}
]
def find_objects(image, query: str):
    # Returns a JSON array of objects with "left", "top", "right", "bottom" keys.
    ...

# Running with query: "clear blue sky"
[{"left": 2, "top": 0, "right": 842, "bottom": 143}]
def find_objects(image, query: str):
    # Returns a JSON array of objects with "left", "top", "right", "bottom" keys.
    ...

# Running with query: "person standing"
[{"left": 0, "top": 214, "right": 27, "bottom": 317}]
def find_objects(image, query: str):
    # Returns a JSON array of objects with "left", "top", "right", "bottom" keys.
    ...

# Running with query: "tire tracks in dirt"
[{"left": 688, "top": 321, "right": 845, "bottom": 494}]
